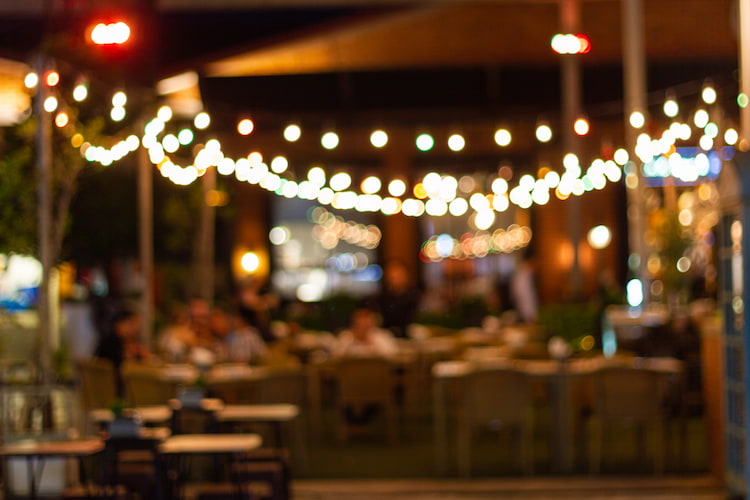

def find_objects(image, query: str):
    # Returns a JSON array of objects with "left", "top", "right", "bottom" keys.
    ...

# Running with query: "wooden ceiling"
[{"left": 202, "top": 0, "right": 738, "bottom": 78}]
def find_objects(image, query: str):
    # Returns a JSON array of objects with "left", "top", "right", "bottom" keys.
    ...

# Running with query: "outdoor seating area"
[
  {"left": 0, "top": 0, "right": 745, "bottom": 497},
  {"left": 0, "top": 306, "right": 714, "bottom": 498}
]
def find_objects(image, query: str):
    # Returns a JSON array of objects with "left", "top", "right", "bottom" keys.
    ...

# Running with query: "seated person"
[
  {"left": 95, "top": 306, "right": 151, "bottom": 396},
  {"left": 157, "top": 304, "right": 198, "bottom": 362},
  {"left": 334, "top": 308, "right": 398, "bottom": 358},
  {"left": 222, "top": 311, "right": 269, "bottom": 365}
]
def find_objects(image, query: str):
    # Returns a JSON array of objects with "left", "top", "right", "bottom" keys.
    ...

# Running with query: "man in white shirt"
[{"left": 334, "top": 308, "right": 398, "bottom": 358}]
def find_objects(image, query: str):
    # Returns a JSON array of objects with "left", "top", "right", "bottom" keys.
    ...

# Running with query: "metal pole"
[
  {"left": 138, "top": 130, "right": 154, "bottom": 349},
  {"left": 621, "top": 0, "right": 649, "bottom": 303},
  {"left": 560, "top": 0, "right": 582, "bottom": 300},
  {"left": 34, "top": 54, "right": 53, "bottom": 384}
]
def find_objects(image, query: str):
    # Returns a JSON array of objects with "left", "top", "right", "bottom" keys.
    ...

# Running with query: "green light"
[{"left": 738, "top": 93, "right": 749, "bottom": 108}]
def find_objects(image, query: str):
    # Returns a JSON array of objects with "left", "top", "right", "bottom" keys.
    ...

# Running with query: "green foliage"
[
  {"left": 658, "top": 209, "right": 692, "bottom": 299},
  {"left": 0, "top": 121, "right": 37, "bottom": 254},
  {"left": 537, "top": 302, "right": 601, "bottom": 346}
]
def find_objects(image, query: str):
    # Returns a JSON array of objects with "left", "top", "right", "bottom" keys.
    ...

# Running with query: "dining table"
[
  {"left": 0, "top": 437, "right": 105, "bottom": 499},
  {"left": 431, "top": 354, "right": 681, "bottom": 475},
  {"left": 157, "top": 433, "right": 263, "bottom": 499}
]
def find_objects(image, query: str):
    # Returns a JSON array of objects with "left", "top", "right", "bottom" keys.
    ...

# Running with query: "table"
[
  {"left": 90, "top": 406, "right": 173, "bottom": 426},
  {"left": 431, "top": 355, "right": 683, "bottom": 475},
  {"left": 0, "top": 437, "right": 104, "bottom": 499},
  {"left": 213, "top": 404, "right": 299, "bottom": 448},
  {"left": 157, "top": 433, "right": 262, "bottom": 499}
]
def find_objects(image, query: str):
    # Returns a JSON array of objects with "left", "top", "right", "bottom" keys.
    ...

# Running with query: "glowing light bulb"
[
  {"left": 663, "top": 99, "right": 679, "bottom": 118},
  {"left": 237, "top": 118, "right": 254, "bottom": 136},
  {"left": 321, "top": 131, "right": 339, "bottom": 150},
  {"left": 702, "top": 85, "right": 717, "bottom": 104},
  {"left": 284, "top": 124, "right": 301, "bottom": 142},
  {"left": 111, "top": 106, "right": 126, "bottom": 122},
  {"left": 494, "top": 128, "right": 511, "bottom": 146},
  {"left": 416, "top": 133, "right": 434, "bottom": 152},
  {"left": 388, "top": 179, "right": 407, "bottom": 197},
  {"left": 157, "top": 106, "right": 173, "bottom": 122},
  {"left": 54, "top": 112, "right": 69, "bottom": 128},
  {"left": 112, "top": 91, "right": 127, "bottom": 107},
  {"left": 194, "top": 112, "right": 210, "bottom": 130},
  {"left": 73, "top": 83, "right": 88, "bottom": 102},
  {"left": 370, "top": 130, "right": 388, "bottom": 148},
  {"left": 447, "top": 134, "right": 465, "bottom": 152},
  {"left": 536, "top": 124, "right": 552, "bottom": 143},
  {"left": 629, "top": 111, "right": 645, "bottom": 129},
  {"left": 361, "top": 176, "right": 382, "bottom": 194},
  {"left": 24, "top": 72, "right": 38, "bottom": 89},
  {"left": 43, "top": 96, "right": 58, "bottom": 113},
  {"left": 573, "top": 117, "right": 589, "bottom": 136}
]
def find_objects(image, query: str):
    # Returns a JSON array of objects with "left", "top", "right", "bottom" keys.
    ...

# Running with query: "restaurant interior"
[{"left": 0, "top": 0, "right": 746, "bottom": 498}]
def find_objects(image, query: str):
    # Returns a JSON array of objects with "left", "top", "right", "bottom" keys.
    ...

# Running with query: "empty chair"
[
  {"left": 588, "top": 365, "right": 669, "bottom": 474},
  {"left": 456, "top": 366, "right": 533, "bottom": 477},
  {"left": 257, "top": 366, "right": 306, "bottom": 406},
  {"left": 76, "top": 357, "right": 119, "bottom": 411},
  {"left": 333, "top": 356, "right": 398, "bottom": 443}
]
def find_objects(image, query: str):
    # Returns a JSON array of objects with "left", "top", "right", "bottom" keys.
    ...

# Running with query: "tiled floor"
[{"left": 292, "top": 475, "right": 727, "bottom": 499}]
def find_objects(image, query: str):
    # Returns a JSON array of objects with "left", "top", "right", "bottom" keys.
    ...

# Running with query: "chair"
[
  {"left": 256, "top": 366, "right": 306, "bottom": 406},
  {"left": 76, "top": 357, "right": 119, "bottom": 411},
  {"left": 456, "top": 366, "right": 534, "bottom": 477},
  {"left": 588, "top": 365, "right": 669, "bottom": 474},
  {"left": 121, "top": 363, "right": 174, "bottom": 407},
  {"left": 333, "top": 356, "right": 398, "bottom": 443}
]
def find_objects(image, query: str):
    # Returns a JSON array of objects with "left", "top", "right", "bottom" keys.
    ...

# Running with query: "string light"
[{"left": 44, "top": 67, "right": 739, "bottom": 219}]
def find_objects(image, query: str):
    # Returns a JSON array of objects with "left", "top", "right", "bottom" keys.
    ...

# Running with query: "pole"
[
  {"left": 34, "top": 54, "right": 53, "bottom": 384},
  {"left": 621, "top": 0, "right": 648, "bottom": 304},
  {"left": 560, "top": 0, "right": 582, "bottom": 300},
  {"left": 556, "top": 0, "right": 581, "bottom": 474},
  {"left": 138, "top": 128, "right": 154, "bottom": 349},
  {"left": 197, "top": 167, "right": 216, "bottom": 305},
  {"left": 736, "top": 0, "right": 750, "bottom": 493}
]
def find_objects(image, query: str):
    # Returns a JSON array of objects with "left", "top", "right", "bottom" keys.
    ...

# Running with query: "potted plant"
[{"left": 107, "top": 398, "right": 141, "bottom": 438}]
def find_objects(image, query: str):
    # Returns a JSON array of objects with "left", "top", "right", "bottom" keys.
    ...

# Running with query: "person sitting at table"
[
  {"left": 333, "top": 307, "right": 399, "bottom": 358},
  {"left": 223, "top": 311, "right": 269, "bottom": 365},
  {"left": 95, "top": 305, "right": 151, "bottom": 395},
  {"left": 157, "top": 303, "right": 198, "bottom": 362}
]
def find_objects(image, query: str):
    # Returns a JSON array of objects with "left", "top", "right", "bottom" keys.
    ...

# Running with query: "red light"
[
  {"left": 89, "top": 21, "right": 131, "bottom": 45},
  {"left": 551, "top": 33, "right": 591, "bottom": 55}
]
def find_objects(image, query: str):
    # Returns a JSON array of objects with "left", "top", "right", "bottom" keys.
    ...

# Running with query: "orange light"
[
  {"left": 413, "top": 183, "right": 427, "bottom": 199},
  {"left": 237, "top": 118, "right": 254, "bottom": 136},
  {"left": 54, "top": 112, "right": 69, "bottom": 128},
  {"left": 573, "top": 117, "right": 590, "bottom": 136},
  {"left": 45, "top": 71, "right": 60, "bottom": 87}
]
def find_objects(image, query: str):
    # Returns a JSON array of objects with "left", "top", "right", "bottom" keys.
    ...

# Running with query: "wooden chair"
[
  {"left": 121, "top": 362, "right": 174, "bottom": 407},
  {"left": 588, "top": 365, "right": 669, "bottom": 474},
  {"left": 76, "top": 357, "right": 119, "bottom": 411},
  {"left": 257, "top": 366, "right": 306, "bottom": 406},
  {"left": 456, "top": 366, "right": 534, "bottom": 477},
  {"left": 333, "top": 356, "right": 398, "bottom": 443}
]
